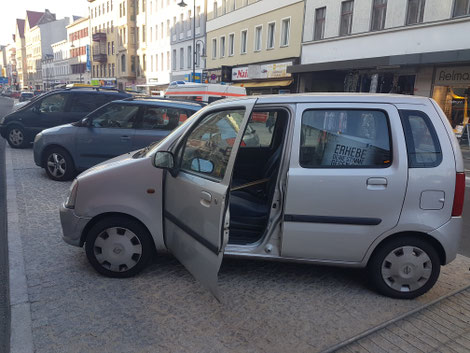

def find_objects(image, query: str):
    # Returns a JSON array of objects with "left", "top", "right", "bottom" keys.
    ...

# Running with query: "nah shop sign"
[{"left": 232, "top": 67, "right": 249, "bottom": 80}]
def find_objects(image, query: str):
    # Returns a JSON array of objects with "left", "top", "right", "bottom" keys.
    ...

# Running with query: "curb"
[
  {"left": 319, "top": 282, "right": 470, "bottom": 353},
  {"left": 6, "top": 147, "right": 34, "bottom": 353}
]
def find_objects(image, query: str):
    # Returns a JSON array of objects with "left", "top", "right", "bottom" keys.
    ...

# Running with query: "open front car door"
[{"left": 162, "top": 99, "right": 257, "bottom": 299}]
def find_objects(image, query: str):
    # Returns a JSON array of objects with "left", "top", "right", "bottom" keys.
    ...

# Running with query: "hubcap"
[
  {"left": 47, "top": 153, "right": 66, "bottom": 178},
  {"left": 381, "top": 246, "right": 432, "bottom": 293},
  {"left": 9, "top": 129, "right": 24, "bottom": 146},
  {"left": 93, "top": 227, "right": 142, "bottom": 272}
]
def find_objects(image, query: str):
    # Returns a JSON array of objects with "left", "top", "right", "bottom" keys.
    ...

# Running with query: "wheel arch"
[
  {"left": 366, "top": 231, "right": 446, "bottom": 266},
  {"left": 79, "top": 212, "right": 157, "bottom": 254}
]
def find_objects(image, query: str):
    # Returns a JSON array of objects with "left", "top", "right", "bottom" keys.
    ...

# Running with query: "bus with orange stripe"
[{"left": 164, "top": 82, "right": 246, "bottom": 103}]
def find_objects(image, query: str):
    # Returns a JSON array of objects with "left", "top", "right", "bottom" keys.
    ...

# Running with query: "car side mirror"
[
  {"left": 190, "top": 158, "right": 214, "bottom": 174},
  {"left": 153, "top": 151, "right": 177, "bottom": 176},
  {"left": 81, "top": 117, "right": 91, "bottom": 127}
]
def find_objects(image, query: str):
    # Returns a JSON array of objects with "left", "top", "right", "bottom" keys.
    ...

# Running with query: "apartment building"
[
  {"left": 205, "top": 0, "right": 303, "bottom": 94},
  {"left": 67, "top": 17, "right": 92, "bottom": 84},
  {"left": 5, "top": 44, "right": 18, "bottom": 89},
  {"left": 15, "top": 19, "right": 27, "bottom": 89},
  {"left": 290, "top": 0, "right": 470, "bottom": 127},
  {"left": 168, "top": 0, "right": 207, "bottom": 83},
  {"left": 50, "top": 40, "right": 70, "bottom": 85}
]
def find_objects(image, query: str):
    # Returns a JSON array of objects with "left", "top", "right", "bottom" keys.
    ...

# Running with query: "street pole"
[{"left": 192, "top": 1, "right": 196, "bottom": 82}]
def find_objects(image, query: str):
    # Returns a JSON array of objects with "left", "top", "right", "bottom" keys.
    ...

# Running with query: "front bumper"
[
  {"left": 429, "top": 217, "right": 463, "bottom": 265},
  {"left": 60, "top": 204, "right": 91, "bottom": 247}
]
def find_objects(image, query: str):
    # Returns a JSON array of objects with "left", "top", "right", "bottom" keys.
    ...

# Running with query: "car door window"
[
  {"left": 180, "top": 109, "right": 245, "bottom": 180},
  {"left": 39, "top": 94, "right": 68, "bottom": 113},
  {"left": 300, "top": 109, "right": 391, "bottom": 168},
  {"left": 69, "top": 93, "right": 106, "bottom": 113},
  {"left": 90, "top": 103, "right": 139, "bottom": 129},
  {"left": 242, "top": 111, "right": 278, "bottom": 147},
  {"left": 139, "top": 106, "right": 193, "bottom": 130}
]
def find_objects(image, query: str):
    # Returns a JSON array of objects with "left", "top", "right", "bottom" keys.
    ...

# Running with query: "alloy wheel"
[
  {"left": 47, "top": 153, "right": 67, "bottom": 178},
  {"left": 8, "top": 128, "right": 24, "bottom": 146}
]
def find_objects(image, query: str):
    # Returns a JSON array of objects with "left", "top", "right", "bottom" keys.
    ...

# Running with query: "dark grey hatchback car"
[
  {"left": 33, "top": 98, "right": 203, "bottom": 181},
  {"left": 0, "top": 87, "right": 130, "bottom": 148}
]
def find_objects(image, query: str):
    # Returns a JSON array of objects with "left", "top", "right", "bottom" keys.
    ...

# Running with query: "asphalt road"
[{"left": 0, "top": 97, "right": 12, "bottom": 353}]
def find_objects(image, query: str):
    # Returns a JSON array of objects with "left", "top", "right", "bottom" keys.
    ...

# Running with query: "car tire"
[
  {"left": 44, "top": 147, "right": 76, "bottom": 181},
  {"left": 367, "top": 236, "right": 440, "bottom": 299},
  {"left": 85, "top": 216, "right": 154, "bottom": 278},
  {"left": 7, "top": 125, "right": 29, "bottom": 148}
]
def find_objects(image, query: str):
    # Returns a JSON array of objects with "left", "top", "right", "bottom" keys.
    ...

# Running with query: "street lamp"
[{"left": 178, "top": 0, "right": 205, "bottom": 82}]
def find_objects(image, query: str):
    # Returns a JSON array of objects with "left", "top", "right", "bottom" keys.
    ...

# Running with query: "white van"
[{"left": 60, "top": 94, "right": 464, "bottom": 299}]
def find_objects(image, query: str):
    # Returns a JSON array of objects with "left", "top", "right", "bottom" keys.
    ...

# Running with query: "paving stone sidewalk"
[{"left": 336, "top": 287, "right": 470, "bottom": 353}]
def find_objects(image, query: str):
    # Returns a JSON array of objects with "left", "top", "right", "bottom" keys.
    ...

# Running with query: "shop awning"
[{"left": 232, "top": 79, "right": 293, "bottom": 88}]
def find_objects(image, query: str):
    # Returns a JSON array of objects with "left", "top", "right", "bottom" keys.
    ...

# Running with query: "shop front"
[
  {"left": 231, "top": 61, "right": 295, "bottom": 95},
  {"left": 91, "top": 78, "right": 117, "bottom": 88},
  {"left": 431, "top": 66, "right": 470, "bottom": 130}
]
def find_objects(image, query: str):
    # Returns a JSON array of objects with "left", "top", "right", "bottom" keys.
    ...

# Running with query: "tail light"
[{"left": 452, "top": 172, "right": 465, "bottom": 217}]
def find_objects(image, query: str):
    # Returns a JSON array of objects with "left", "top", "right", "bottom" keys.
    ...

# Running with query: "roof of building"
[
  {"left": 26, "top": 10, "right": 45, "bottom": 28},
  {"left": 16, "top": 19, "right": 25, "bottom": 38}
]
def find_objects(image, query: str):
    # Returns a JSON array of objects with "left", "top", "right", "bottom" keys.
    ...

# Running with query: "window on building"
[
  {"left": 187, "top": 45, "right": 192, "bottom": 68},
  {"left": 267, "top": 22, "right": 275, "bottom": 49},
  {"left": 112, "top": 41, "right": 115, "bottom": 54},
  {"left": 213, "top": 1, "right": 218, "bottom": 17},
  {"left": 406, "top": 0, "right": 426, "bottom": 24},
  {"left": 142, "top": 25, "right": 146, "bottom": 42},
  {"left": 123, "top": 2, "right": 126, "bottom": 16},
  {"left": 161, "top": 53, "right": 164, "bottom": 70},
  {"left": 172, "top": 49, "right": 176, "bottom": 70},
  {"left": 167, "top": 51, "right": 170, "bottom": 70},
  {"left": 121, "top": 54, "right": 126, "bottom": 72},
  {"left": 112, "top": 63, "right": 115, "bottom": 76},
  {"left": 240, "top": 30, "right": 247, "bottom": 53},
  {"left": 161, "top": 22, "right": 163, "bottom": 38},
  {"left": 167, "top": 20, "right": 170, "bottom": 37},
  {"left": 156, "top": 54, "right": 159, "bottom": 71},
  {"left": 108, "top": 42, "right": 111, "bottom": 55},
  {"left": 281, "top": 18, "right": 290, "bottom": 46},
  {"left": 196, "top": 43, "right": 201, "bottom": 67},
  {"left": 340, "top": 1, "right": 354, "bottom": 35},
  {"left": 220, "top": 36, "right": 225, "bottom": 57},
  {"left": 228, "top": 33, "right": 234, "bottom": 56},
  {"left": 143, "top": 54, "right": 146, "bottom": 71},
  {"left": 222, "top": 0, "right": 227, "bottom": 14},
  {"left": 212, "top": 38, "right": 217, "bottom": 58},
  {"left": 180, "top": 48, "right": 184, "bottom": 69},
  {"left": 453, "top": 0, "right": 470, "bottom": 17},
  {"left": 196, "top": 6, "right": 201, "bottom": 27},
  {"left": 254, "top": 26, "right": 262, "bottom": 51},
  {"left": 314, "top": 7, "right": 326, "bottom": 40},
  {"left": 371, "top": 0, "right": 387, "bottom": 31}
]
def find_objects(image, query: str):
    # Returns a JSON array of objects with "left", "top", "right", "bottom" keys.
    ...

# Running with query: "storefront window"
[{"left": 432, "top": 66, "right": 470, "bottom": 131}]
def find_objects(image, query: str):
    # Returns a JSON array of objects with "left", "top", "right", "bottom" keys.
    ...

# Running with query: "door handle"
[
  {"left": 200, "top": 191, "right": 212, "bottom": 207},
  {"left": 120, "top": 135, "right": 131, "bottom": 141},
  {"left": 367, "top": 177, "right": 388, "bottom": 190}
]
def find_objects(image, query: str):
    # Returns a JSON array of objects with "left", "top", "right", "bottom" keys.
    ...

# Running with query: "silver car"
[{"left": 60, "top": 94, "right": 464, "bottom": 299}]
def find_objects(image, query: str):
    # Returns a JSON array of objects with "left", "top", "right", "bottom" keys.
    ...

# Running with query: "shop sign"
[
  {"left": 232, "top": 67, "right": 249, "bottom": 80},
  {"left": 148, "top": 78, "right": 159, "bottom": 83},
  {"left": 91, "top": 78, "right": 116, "bottom": 87},
  {"left": 435, "top": 66, "right": 470, "bottom": 86},
  {"left": 232, "top": 62, "right": 292, "bottom": 81}
]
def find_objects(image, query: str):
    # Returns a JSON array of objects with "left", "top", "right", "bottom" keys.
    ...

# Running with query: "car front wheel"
[
  {"left": 85, "top": 216, "right": 154, "bottom": 278},
  {"left": 44, "top": 147, "right": 76, "bottom": 181},
  {"left": 367, "top": 236, "right": 440, "bottom": 299},
  {"left": 7, "top": 126, "right": 29, "bottom": 148}
]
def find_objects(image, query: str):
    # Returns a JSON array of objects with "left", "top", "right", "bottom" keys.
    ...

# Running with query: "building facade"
[
  {"left": 5, "top": 43, "right": 18, "bottom": 89},
  {"left": 15, "top": 19, "right": 27, "bottom": 89},
  {"left": 205, "top": 0, "right": 303, "bottom": 94},
  {"left": 169, "top": 0, "right": 207, "bottom": 84},
  {"left": 67, "top": 17, "right": 92, "bottom": 84},
  {"left": 49, "top": 40, "right": 70, "bottom": 86},
  {"left": 290, "top": 0, "right": 470, "bottom": 128}
]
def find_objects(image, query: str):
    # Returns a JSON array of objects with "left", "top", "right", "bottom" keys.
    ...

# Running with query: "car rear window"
[{"left": 399, "top": 110, "right": 442, "bottom": 168}]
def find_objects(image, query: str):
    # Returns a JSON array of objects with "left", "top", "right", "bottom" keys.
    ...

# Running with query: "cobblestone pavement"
[
  {"left": 337, "top": 288, "right": 470, "bottom": 353},
  {"left": 8, "top": 146, "right": 470, "bottom": 353}
]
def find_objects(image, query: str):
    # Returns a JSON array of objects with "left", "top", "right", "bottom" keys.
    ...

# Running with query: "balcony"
[
  {"left": 93, "top": 54, "right": 107, "bottom": 63},
  {"left": 92, "top": 32, "right": 107, "bottom": 42}
]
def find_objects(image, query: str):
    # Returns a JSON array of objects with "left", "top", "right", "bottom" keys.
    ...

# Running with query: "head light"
[{"left": 65, "top": 179, "right": 78, "bottom": 209}]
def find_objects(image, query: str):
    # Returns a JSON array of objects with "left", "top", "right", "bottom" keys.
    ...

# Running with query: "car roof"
[
  {"left": 211, "top": 93, "right": 432, "bottom": 106},
  {"left": 113, "top": 97, "right": 204, "bottom": 109}
]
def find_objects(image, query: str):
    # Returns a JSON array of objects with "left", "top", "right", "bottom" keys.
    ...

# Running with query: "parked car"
[
  {"left": 0, "top": 87, "right": 131, "bottom": 148},
  {"left": 60, "top": 94, "right": 464, "bottom": 300},
  {"left": 34, "top": 98, "right": 204, "bottom": 181},
  {"left": 19, "top": 92, "right": 34, "bottom": 102},
  {"left": 10, "top": 91, "right": 21, "bottom": 99}
]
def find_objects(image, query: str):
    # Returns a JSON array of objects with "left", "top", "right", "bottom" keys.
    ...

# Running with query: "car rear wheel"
[
  {"left": 367, "top": 236, "right": 440, "bottom": 299},
  {"left": 44, "top": 147, "right": 76, "bottom": 181},
  {"left": 7, "top": 126, "right": 29, "bottom": 148},
  {"left": 85, "top": 216, "right": 154, "bottom": 278}
]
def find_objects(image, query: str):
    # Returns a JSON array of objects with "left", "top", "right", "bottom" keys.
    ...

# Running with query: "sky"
[{"left": 1, "top": 1, "right": 88, "bottom": 45}]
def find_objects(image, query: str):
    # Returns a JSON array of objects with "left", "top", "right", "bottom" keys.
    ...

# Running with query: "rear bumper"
[{"left": 429, "top": 217, "right": 463, "bottom": 265}]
